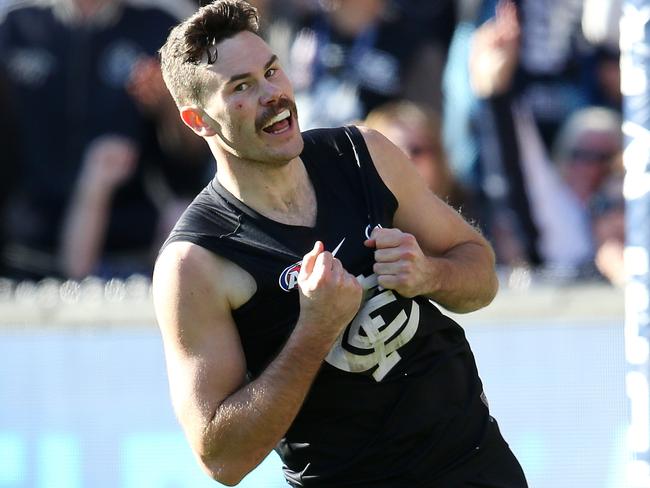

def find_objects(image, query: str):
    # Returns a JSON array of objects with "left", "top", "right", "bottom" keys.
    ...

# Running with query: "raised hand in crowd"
[
  {"left": 60, "top": 136, "right": 139, "bottom": 279},
  {"left": 469, "top": 0, "right": 520, "bottom": 99}
]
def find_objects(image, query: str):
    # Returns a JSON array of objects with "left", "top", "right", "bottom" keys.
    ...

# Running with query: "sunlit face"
[
  {"left": 562, "top": 130, "right": 619, "bottom": 205},
  {"left": 201, "top": 31, "right": 303, "bottom": 165},
  {"left": 378, "top": 122, "right": 445, "bottom": 195}
]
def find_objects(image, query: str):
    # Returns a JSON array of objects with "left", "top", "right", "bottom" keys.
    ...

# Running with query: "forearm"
[
  {"left": 424, "top": 240, "right": 498, "bottom": 313},
  {"left": 198, "top": 322, "right": 335, "bottom": 485},
  {"left": 177, "top": 243, "right": 362, "bottom": 485},
  {"left": 59, "top": 188, "right": 112, "bottom": 279},
  {"left": 59, "top": 135, "right": 137, "bottom": 277}
]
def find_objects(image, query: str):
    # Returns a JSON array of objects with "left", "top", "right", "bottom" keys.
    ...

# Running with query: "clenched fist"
[
  {"left": 365, "top": 227, "right": 432, "bottom": 298},
  {"left": 297, "top": 241, "right": 363, "bottom": 342}
]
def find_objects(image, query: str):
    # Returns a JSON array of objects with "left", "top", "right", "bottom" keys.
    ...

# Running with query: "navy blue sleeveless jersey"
[{"left": 162, "top": 127, "right": 525, "bottom": 487}]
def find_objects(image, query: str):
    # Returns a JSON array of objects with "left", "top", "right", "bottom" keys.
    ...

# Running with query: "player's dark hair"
[{"left": 159, "top": 0, "right": 259, "bottom": 107}]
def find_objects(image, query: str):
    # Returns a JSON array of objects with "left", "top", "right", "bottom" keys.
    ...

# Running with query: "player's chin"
[{"left": 265, "top": 131, "right": 304, "bottom": 160}]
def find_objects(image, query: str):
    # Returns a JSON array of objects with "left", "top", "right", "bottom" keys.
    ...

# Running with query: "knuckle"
[
  {"left": 395, "top": 274, "right": 408, "bottom": 286},
  {"left": 403, "top": 249, "right": 417, "bottom": 261},
  {"left": 389, "top": 229, "right": 401, "bottom": 240}
]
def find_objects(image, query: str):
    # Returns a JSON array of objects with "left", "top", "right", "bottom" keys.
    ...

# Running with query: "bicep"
[
  {"left": 153, "top": 244, "right": 248, "bottom": 447},
  {"left": 360, "top": 127, "right": 487, "bottom": 254}
]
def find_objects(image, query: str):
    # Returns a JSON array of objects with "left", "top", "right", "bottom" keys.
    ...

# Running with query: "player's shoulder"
[
  {"left": 154, "top": 241, "right": 255, "bottom": 310},
  {"left": 300, "top": 124, "right": 389, "bottom": 159},
  {"left": 354, "top": 124, "right": 394, "bottom": 152},
  {"left": 155, "top": 241, "right": 232, "bottom": 287},
  {"left": 155, "top": 242, "right": 215, "bottom": 292},
  {"left": 353, "top": 124, "right": 427, "bottom": 202},
  {"left": 156, "top": 239, "right": 211, "bottom": 269},
  {"left": 303, "top": 123, "right": 388, "bottom": 146},
  {"left": 301, "top": 126, "right": 346, "bottom": 147}
]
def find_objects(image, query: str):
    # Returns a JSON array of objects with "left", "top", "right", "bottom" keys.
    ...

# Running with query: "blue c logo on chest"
[
  {"left": 278, "top": 238, "right": 347, "bottom": 292},
  {"left": 278, "top": 262, "right": 302, "bottom": 292}
]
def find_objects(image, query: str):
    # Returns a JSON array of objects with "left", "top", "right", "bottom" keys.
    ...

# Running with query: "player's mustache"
[{"left": 256, "top": 98, "right": 297, "bottom": 132}]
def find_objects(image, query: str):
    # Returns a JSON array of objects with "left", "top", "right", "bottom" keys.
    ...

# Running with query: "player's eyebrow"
[{"left": 226, "top": 55, "right": 278, "bottom": 85}]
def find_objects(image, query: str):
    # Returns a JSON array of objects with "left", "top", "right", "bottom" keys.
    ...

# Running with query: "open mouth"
[{"left": 262, "top": 109, "right": 292, "bottom": 135}]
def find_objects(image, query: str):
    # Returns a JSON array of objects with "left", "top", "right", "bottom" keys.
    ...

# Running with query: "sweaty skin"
[{"left": 154, "top": 29, "right": 497, "bottom": 485}]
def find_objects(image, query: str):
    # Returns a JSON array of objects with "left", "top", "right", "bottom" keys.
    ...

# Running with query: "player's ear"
[{"left": 180, "top": 106, "right": 218, "bottom": 137}]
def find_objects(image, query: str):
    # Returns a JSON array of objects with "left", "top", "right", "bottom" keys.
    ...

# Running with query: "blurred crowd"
[{"left": 0, "top": 0, "right": 627, "bottom": 287}]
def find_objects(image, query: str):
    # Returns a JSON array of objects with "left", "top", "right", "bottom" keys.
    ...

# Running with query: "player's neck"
[{"left": 217, "top": 157, "right": 317, "bottom": 227}]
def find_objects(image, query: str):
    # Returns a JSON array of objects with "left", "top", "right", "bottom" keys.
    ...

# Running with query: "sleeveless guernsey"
[{"left": 163, "top": 127, "right": 514, "bottom": 487}]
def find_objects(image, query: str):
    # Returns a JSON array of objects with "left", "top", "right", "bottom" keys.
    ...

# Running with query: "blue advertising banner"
[
  {"left": 0, "top": 318, "right": 627, "bottom": 488},
  {"left": 622, "top": 1, "right": 650, "bottom": 486}
]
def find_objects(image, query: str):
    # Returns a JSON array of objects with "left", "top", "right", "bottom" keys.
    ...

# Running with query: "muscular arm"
[
  {"left": 360, "top": 127, "right": 498, "bottom": 313},
  {"left": 59, "top": 136, "right": 138, "bottom": 278},
  {"left": 153, "top": 241, "right": 361, "bottom": 485}
]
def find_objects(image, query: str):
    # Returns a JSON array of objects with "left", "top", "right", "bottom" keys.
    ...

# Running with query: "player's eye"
[
  {"left": 265, "top": 68, "right": 277, "bottom": 78},
  {"left": 234, "top": 82, "right": 249, "bottom": 92}
]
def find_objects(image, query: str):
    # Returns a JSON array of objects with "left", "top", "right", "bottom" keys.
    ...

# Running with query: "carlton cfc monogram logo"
[
  {"left": 277, "top": 236, "right": 419, "bottom": 380},
  {"left": 326, "top": 273, "right": 419, "bottom": 381}
]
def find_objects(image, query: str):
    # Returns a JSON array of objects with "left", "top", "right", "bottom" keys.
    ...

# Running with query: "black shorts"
[{"left": 427, "top": 417, "right": 528, "bottom": 488}]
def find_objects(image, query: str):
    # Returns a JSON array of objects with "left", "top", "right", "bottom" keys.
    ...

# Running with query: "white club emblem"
[{"left": 325, "top": 273, "right": 420, "bottom": 381}]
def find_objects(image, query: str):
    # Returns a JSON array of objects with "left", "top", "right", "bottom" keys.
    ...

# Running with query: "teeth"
[{"left": 263, "top": 109, "right": 290, "bottom": 129}]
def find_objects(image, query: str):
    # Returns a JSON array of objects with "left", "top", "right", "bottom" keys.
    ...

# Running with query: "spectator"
[
  {"left": 552, "top": 106, "right": 623, "bottom": 206},
  {"left": 446, "top": 0, "right": 600, "bottom": 173},
  {"left": 467, "top": 0, "right": 595, "bottom": 271},
  {"left": 445, "top": 0, "right": 624, "bottom": 259},
  {"left": 506, "top": 0, "right": 597, "bottom": 150},
  {"left": 364, "top": 100, "right": 476, "bottom": 220},
  {"left": 466, "top": 0, "right": 542, "bottom": 266},
  {"left": 285, "top": 0, "right": 446, "bottom": 129},
  {"left": 391, "top": 0, "right": 457, "bottom": 112},
  {"left": 0, "top": 0, "right": 209, "bottom": 280}
]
